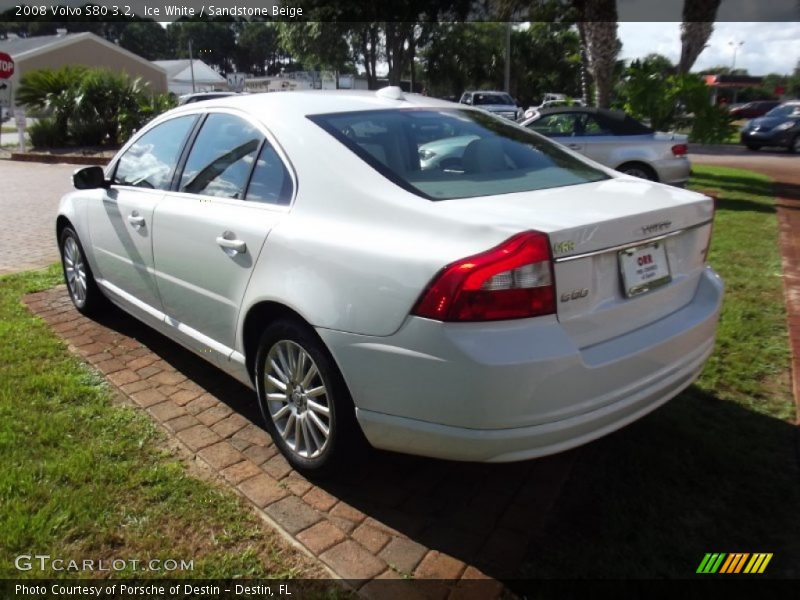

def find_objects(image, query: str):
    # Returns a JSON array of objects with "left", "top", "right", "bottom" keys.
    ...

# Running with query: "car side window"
[
  {"left": 581, "top": 115, "right": 612, "bottom": 136},
  {"left": 528, "top": 114, "right": 579, "bottom": 137},
  {"left": 245, "top": 143, "right": 292, "bottom": 206},
  {"left": 179, "top": 113, "right": 263, "bottom": 199},
  {"left": 112, "top": 115, "right": 197, "bottom": 190}
]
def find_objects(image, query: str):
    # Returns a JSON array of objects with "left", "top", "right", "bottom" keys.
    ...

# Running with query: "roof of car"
[
  {"left": 169, "top": 88, "right": 459, "bottom": 118},
  {"left": 530, "top": 106, "right": 654, "bottom": 135},
  {"left": 536, "top": 106, "right": 628, "bottom": 119}
]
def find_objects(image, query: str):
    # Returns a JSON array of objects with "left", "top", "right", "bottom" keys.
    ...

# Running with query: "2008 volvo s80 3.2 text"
[{"left": 57, "top": 87, "right": 723, "bottom": 474}]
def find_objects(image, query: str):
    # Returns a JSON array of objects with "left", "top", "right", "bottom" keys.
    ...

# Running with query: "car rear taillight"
[
  {"left": 671, "top": 144, "right": 688, "bottom": 156},
  {"left": 412, "top": 231, "right": 555, "bottom": 322}
]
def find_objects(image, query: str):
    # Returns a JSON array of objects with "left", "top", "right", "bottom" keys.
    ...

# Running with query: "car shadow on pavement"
[
  {"left": 89, "top": 302, "right": 577, "bottom": 581},
  {"left": 514, "top": 388, "right": 800, "bottom": 583}
]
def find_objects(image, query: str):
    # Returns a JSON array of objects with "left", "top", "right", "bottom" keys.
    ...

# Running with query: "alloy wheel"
[
  {"left": 63, "top": 235, "right": 87, "bottom": 306},
  {"left": 263, "top": 340, "right": 331, "bottom": 459},
  {"left": 621, "top": 166, "right": 651, "bottom": 180}
]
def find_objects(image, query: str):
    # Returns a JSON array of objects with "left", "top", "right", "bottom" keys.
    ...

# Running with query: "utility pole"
[{"left": 188, "top": 39, "right": 196, "bottom": 93}]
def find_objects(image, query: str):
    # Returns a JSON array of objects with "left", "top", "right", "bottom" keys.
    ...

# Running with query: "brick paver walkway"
[
  {"left": 0, "top": 161, "right": 77, "bottom": 274},
  {"left": 691, "top": 149, "right": 800, "bottom": 421},
  {"left": 776, "top": 187, "right": 800, "bottom": 421},
  {"left": 24, "top": 287, "right": 577, "bottom": 594}
]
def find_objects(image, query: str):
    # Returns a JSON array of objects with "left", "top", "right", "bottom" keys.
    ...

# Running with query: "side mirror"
[{"left": 73, "top": 166, "right": 109, "bottom": 190}]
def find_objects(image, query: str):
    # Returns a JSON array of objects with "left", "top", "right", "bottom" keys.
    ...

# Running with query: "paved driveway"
[{"left": 0, "top": 161, "right": 76, "bottom": 274}]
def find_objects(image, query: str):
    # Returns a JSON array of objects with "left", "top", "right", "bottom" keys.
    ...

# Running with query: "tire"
[
  {"left": 745, "top": 143, "right": 761, "bottom": 151},
  {"left": 59, "top": 226, "right": 106, "bottom": 316},
  {"left": 254, "top": 318, "right": 363, "bottom": 476},
  {"left": 617, "top": 162, "right": 657, "bottom": 181},
  {"left": 789, "top": 136, "right": 800, "bottom": 154}
]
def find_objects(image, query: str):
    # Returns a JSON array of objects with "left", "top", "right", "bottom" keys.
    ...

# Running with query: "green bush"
[
  {"left": 28, "top": 117, "right": 67, "bottom": 148},
  {"left": 617, "top": 61, "right": 737, "bottom": 144},
  {"left": 68, "top": 117, "right": 107, "bottom": 147},
  {"left": 18, "top": 66, "right": 176, "bottom": 148}
]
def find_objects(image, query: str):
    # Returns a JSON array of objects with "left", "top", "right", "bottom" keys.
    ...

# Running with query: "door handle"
[
  {"left": 216, "top": 236, "right": 247, "bottom": 254},
  {"left": 567, "top": 143, "right": 582, "bottom": 149},
  {"left": 128, "top": 213, "right": 145, "bottom": 228}
]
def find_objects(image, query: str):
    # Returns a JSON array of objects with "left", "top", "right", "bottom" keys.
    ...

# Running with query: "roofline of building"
[{"left": 13, "top": 32, "right": 167, "bottom": 77}]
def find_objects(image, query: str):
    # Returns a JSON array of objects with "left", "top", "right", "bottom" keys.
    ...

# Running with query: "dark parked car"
[
  {"left": 728, "top": 100, "right": 781, "bottom": 120},
  {"left": 740, "top": 101, "right": 800, "bottom": 152}
]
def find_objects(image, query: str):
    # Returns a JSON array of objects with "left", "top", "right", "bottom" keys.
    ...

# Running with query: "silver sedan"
[{"left": 521, "top": 107, "right": 691, "bottom": 186}]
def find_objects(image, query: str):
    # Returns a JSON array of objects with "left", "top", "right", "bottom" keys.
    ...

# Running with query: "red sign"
[{"left": 0, "top": 52, "right": 14, "bottom": 79}]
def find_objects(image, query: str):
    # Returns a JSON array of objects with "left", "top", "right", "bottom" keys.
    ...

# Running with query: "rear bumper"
[
  {"left": 319, "top": 268, "right": 723, "bottom": 462},
  {"left": 652, "top": 157, "right": 691, "bottom": 186}
]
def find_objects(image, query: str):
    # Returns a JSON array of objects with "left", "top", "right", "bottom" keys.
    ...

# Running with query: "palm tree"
[
  {"left": 677, "top": 0, "right": 722, "bottom": 75},
  {"left": 572, "top": 0, "right": 619, "bottom": 108}
]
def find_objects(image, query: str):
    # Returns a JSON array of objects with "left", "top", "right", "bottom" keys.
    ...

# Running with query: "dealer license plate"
[{"left": 618, "top": 242, "right": 671, "bottom": 298}]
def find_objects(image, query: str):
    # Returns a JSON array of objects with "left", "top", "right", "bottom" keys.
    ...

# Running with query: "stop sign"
[{"left": 0, "top": 52, "right": 14, "bottom": 79}]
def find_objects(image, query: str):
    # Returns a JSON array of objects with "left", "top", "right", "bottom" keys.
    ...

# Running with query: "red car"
[{"left": 728, "top": 100, "right": 781, "bottom": 120}]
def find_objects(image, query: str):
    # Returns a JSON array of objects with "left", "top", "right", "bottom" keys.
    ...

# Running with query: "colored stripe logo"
[{"left": 696, "top": 553, "right": 772, "bottom": 574}]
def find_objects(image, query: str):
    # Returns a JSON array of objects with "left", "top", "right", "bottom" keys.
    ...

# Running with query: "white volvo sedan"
[{"left": 56, "top": 88, "right": 723, "bottom": 473}]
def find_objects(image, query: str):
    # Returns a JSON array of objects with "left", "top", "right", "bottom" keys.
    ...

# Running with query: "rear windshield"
[
  {"left": 473, "top": 93, "right": 514, "bottom": 106},
  {"left": 309, "top": 109, "right": 609, "bottom": 200}
]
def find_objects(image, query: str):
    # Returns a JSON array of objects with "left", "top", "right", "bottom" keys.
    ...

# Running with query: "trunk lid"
[{"left": 434, "top": 176, "right": 714, "bottom": 348}]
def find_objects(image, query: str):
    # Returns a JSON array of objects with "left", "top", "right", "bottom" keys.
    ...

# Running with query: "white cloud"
[{"left": 618, "top": 22, "right": 800, "bottom": 75}]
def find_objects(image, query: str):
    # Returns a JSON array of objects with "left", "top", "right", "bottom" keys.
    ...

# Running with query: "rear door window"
[
  {"left": 245, "top": 143, "right": 293, "bottom": 206},
  {"left": 179, "top": 113, "right": 263, "bottom": 199}
]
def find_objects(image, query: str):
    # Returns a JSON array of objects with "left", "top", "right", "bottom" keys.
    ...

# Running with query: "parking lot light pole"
[{"left": 729, "top": 40, "right": 744, "bottom": 71}]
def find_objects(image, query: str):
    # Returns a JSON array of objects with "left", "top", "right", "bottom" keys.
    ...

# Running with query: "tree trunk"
[
  {"left": 677, "top": 0, "right": 721, "bottom": 75},
  {"left": 583, "top": 21, "right": 618, "bottom": 108},
  {"left": 573, "top": 0, "right": 619, "bottom": 109},
  {"left": 357, "top": 25, "right": 379, "bottom": 90},
  {"left": 577, "top": 22, "right": 591, "bottom": 105}
]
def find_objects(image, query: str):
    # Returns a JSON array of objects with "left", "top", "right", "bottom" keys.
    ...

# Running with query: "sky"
[{"left": 618, "top": 22, "right": 800, "bottom": 76}]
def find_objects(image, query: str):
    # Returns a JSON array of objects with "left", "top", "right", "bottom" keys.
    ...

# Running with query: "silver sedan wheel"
[
  {"left": 264, "top": 340, "right": 331, "bottom": 459},
  {"left": 620, "top": 165, "right": 653, "bottom": 180},
  {"left": 792, "top": 136, "right": 800, "bottom": 154},
  {"left": 63, "top": 235, "right": 87, "bottom": 306}
]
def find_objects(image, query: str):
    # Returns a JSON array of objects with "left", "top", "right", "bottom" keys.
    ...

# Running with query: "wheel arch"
[
  {"left": 241, "top": 300, "right": 314, "bottom": 382},
  {"left": 615, "top": 160, "right": 659, "bottom": 182},
  {"left": 56, "top": 214, "right": 73, "bottom": 240}
]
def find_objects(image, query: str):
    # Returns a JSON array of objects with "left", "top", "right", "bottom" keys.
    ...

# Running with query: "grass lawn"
[
  {"left": 518, "top": 165, "right": 799, "bottom": 580},
  {"left": 0, "top": 266, "right": 327, "bottom": 581}
]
